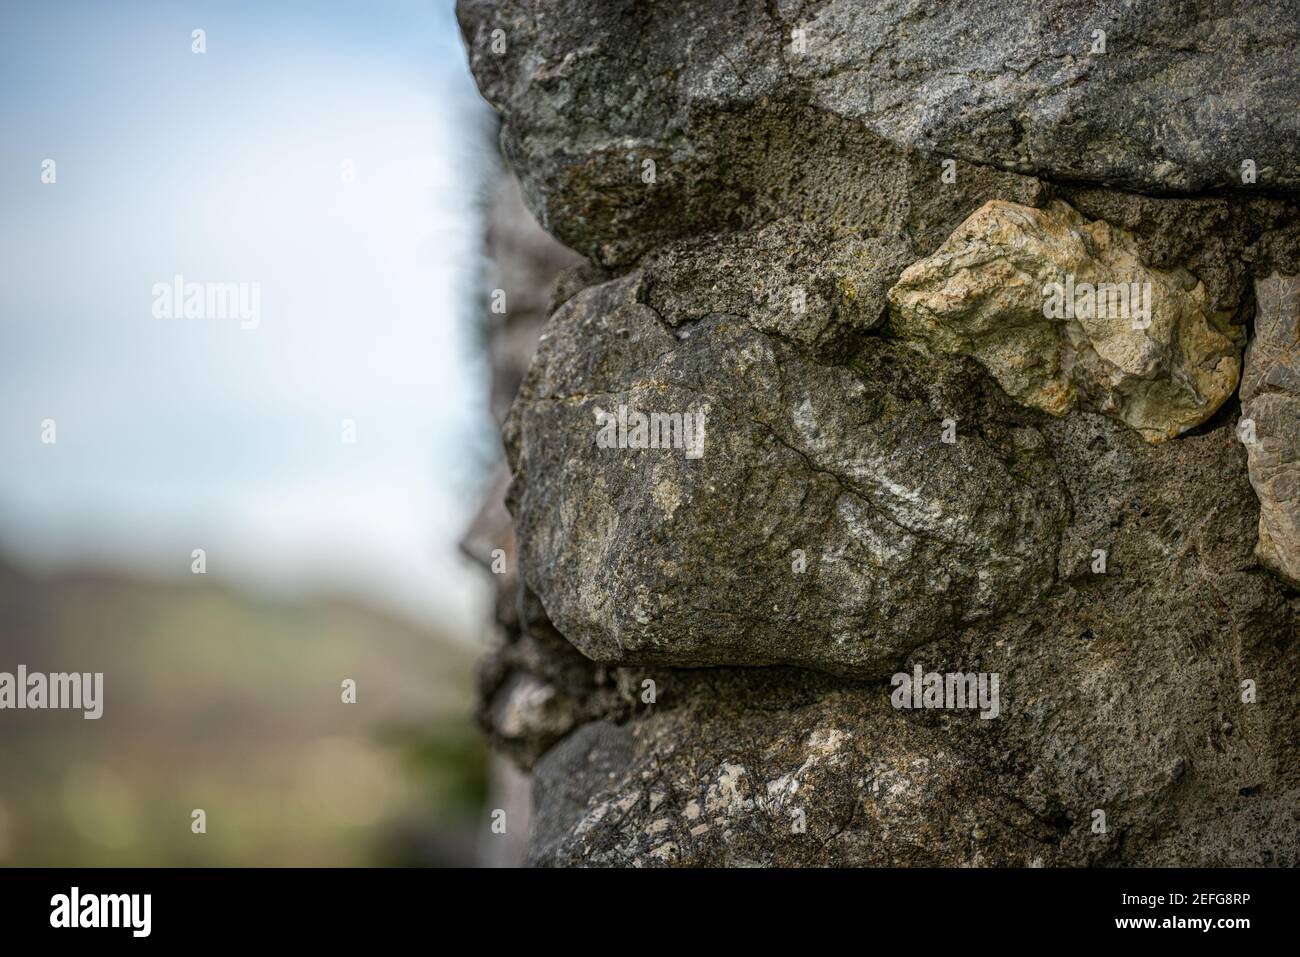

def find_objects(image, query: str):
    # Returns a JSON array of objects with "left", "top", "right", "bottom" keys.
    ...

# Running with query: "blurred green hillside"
[{"left": 0, "top": 555, "right": 485, "bottom": 866}]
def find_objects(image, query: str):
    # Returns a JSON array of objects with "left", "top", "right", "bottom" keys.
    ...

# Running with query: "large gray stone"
[
  {"left": 528, "top": 694, "right": 1066, "bottom": 867},
  {"left": 459, "top": 0, "right": 1300, "bottom": 263},
  {"left": 506, "top": 273, "right": 1068, "bottom": 677}
]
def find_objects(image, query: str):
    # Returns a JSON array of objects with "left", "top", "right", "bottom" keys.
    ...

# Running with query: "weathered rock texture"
[
  {"left": 508, "top": 273, "right": 1067, "bottom": 675},
  {"left": 1242, "top": 274, "right": 1300, "bottom": 587},
  {"left": 458, "top": 0, "right": 1300, "bottom": 868},
  {"left": 460, "top": 0, "right": 1299, "bottom": 265},
  {"left": 888, "top": 199, "right": 1244, "bottom": 443}
]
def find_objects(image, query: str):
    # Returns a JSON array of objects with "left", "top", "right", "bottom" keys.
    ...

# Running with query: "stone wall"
[{"left": 459, "top": 0, "right": 1300, "bottom": 866}]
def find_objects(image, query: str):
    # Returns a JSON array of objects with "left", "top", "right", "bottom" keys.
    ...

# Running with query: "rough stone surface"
[
  {"left": 888, "top": 199, "right": 1244, "bottom": 443},
  {"left": 1241, "top": 274, "right": 1300, "bottom": 587},
  {"left": 459, "top": 0, "right": 1299, "bottom": 265},
  {"left": 528, "top": 686, "right": 1066, "bottom": 867},
  {"left": 457, "top": 0, "right": 1300, "bottom": 868},
  {"left": 641, "top": 223, "right": 899, "bottom": 353},
  {"left": 519, "top": 413, "right": 1300, "bottom": 867},
  {"left": 507, "top": 273, "right": 1067, "bottom": 676}
]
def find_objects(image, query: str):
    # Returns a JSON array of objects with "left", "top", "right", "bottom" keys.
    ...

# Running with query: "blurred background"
[{"left": 0, "top": 0, "right": 514, "bottom": 865}]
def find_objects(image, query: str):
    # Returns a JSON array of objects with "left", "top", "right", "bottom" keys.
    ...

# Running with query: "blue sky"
[{"left": 0, "top": 1, "right": 501, "bottom": 633}]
